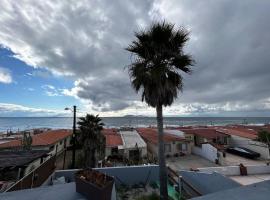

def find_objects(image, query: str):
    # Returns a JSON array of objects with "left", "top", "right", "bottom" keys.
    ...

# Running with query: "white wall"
[
  {"left": 192, "top": 143, "right": 218, "bottom": 163},
  {"left": 229, "top": 135, "right": 269, "bottom": 159}
]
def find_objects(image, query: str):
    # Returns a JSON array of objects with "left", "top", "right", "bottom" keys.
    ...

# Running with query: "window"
[
  {"left": 177, "top": 143, "right": 187, "bottom": 151},
  {"left": 164, "top": 144, "right": 171, "bottom": 153},
  {"left": 60, "top": 140, "right": 63, "bottom": 145}
]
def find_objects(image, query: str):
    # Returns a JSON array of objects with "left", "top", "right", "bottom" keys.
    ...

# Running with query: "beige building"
[{"left": 137, "top": 128, "right": 191, "bottom": 159}]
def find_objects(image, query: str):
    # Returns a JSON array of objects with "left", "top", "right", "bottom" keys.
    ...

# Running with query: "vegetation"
[
  {"left": 126, "top": 21, "right": 194, "bottom": 199},
  {"left": 77, "top": 114, "right": 105, "bottom": 168}
]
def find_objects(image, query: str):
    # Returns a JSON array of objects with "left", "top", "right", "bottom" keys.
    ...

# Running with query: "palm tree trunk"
[
  {"left": 156, "top": 104, "right": 168, "bottom": 200},
  {"left": 91, "top": 148, "right": 96, "bottom": 168}
]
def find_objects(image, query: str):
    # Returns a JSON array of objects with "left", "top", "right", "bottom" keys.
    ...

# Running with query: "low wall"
[
  {"left": 198, "top": 164, "right": 270, "bottom": 176},
  {"left": 54, "top": 165, "right": 160, "bottom": 186},
  {"left": 192, "top": 143, "right": 218, "bottom": 163}
]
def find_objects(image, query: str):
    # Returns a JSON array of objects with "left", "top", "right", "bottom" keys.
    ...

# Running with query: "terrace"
[{"left": 0, "top": 165, "right": 181, "bottom": 200}]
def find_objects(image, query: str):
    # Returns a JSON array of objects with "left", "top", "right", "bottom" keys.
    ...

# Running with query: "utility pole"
[{"left": 72, "top": 105, "right": 76, "bottom": 169}]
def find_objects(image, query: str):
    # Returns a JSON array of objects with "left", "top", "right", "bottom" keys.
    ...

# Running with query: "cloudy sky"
[{"left": 0, "top": 0, "right": 269, "bottom": 117}]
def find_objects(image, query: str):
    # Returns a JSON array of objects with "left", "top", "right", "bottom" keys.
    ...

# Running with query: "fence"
[{"left": 6, "top": 155, "right": 56, "bottom": 192}]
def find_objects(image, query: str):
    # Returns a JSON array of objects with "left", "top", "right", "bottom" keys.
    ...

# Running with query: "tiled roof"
[
  {"left": 102, "top": 129, "right": 123, "bottom": 147},
  {"left": 0, "top": 129, "right": 72, "bottom": 149},
  {"left": 137, "top": 128, "right": 186, "bottom": 145},
  {"left": 217, "top": 128, "right": 258, "bottom": 140},
  {"left": 101, "top": 128, "right": 118, "bottom": 135},
  {"left": 181, "top": 128, "right": 228, "bottom": 140}
]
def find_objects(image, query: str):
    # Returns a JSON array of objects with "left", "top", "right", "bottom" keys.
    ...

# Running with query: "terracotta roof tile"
[
  {"left": 0, "top": 129, "right": 72, "bottom": 149},
  {"left": 217, "top": 128, "right": 258, "bottom": 140},
  {"left": 136, "top": 128, "right": 186, "bottom": 145},
  {"left": 181, "top": 128, "right": 227, "bottom": 140},
  {"left": 102, "top": 129, "right": 123, "bottom": 147}
]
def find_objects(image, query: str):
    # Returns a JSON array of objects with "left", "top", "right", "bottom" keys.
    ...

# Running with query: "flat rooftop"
[
  {"left": 229, "top": 174, "right": 270, "bottom": 185},
  {"left": 119, "top": 130, "right": 146, "bottom": 149},
  {"left": 0, "top": 183, "right": 85, "bottom": 200}
]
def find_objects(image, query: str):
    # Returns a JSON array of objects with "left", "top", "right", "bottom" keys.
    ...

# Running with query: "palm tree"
[
  {"left": 126, "top": 21, "right": 194, "bottom": 199},
  {"left": 77, "top": 114, "right": 105, "bottom": 168}
]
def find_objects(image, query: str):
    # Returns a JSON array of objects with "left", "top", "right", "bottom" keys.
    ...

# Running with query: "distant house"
[
  {"left": 102, "top": 128, "right": 147, "bottom": 161},
  {"left": 119, "top": 129, "right": 147, "bottom": 160},
  {"left": 102, "top": 129, "right": 123, "bottom": 158},
  {"left": 180, "top": 128, "right": 229, "bottom": 147},
  {"left": 217, "top": 127, "right": 270, "bottom": 159},
  {"left": 0, "top": 129, "right": 72, "bottom": 156},
  {"left": 137, "top": 128, "right": 191, "bottom": 159}
]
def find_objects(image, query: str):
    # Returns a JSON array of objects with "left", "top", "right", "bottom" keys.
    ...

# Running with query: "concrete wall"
[
  {"left": 192, "top": 143, "right": 218, "bottom": 163},
  {"left": 229, "top": 135, "right": 269, "bottom": 159},
  {"left": 54, "top": 165, "right": 160, "bottom": 186},
  {"left": 198, "top": 164, "right": 270, "bottom": 176}
]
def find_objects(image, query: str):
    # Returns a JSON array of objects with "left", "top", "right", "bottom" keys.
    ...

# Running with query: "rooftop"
[
  {"left": 0, "top": 129, "right": 72, "bottom": 149},
  {"left": 0, "top": 150, "right": 49, "bottom": 169},
  {"left": 180, "top": 128, "right": 228, "bottom": 140},
  {"left": 102, "top": 129, "right": 123, "bottom": 147},
  {"left": 217, "top": 128, "right": 258, "bottom": 140},
  {"left": 180, "top": 171, "right": 240, "bottom": 195},
  {"left": 191, "top": 180, "right": 270, "bottom": 200},
  {"left": 137, "top": 128, "right": 186, "bottom": 145},
  {"left": 120, "top": 130, "right": 146, "bottom": 149},
  {"left": 0, "top": 182, "right": 85, "bottom": 200}
]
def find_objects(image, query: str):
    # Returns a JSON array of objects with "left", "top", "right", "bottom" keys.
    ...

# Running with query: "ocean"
[{"left": 0, "top": 117, "right": 270, "bottom": 133}]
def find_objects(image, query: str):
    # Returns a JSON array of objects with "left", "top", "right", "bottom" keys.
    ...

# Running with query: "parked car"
[{"left": 226, "top": 147, "right": 260, "bottom": 159}]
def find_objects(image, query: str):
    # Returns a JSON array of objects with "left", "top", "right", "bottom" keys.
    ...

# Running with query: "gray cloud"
[{"left": 0, "top": 0, "right": 270, "bottom": 115}]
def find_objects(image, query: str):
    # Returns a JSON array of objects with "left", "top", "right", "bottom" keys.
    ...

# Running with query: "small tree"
[
  {"left": 77, "top": 114, "right": 105, "bottom": 168},
  {"left": 258, "top": 130, "right": 270, "bottom": 160}
]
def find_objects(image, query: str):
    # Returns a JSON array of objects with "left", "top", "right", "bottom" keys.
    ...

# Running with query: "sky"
[{"left": 0, "top": 0, "right": 270, "bottom": 117}]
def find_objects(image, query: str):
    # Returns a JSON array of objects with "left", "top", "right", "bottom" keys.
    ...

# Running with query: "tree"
[
  {"left": 77, "top": 114, "right": 105, "bottom": 168},
  {"left": 258, "top": 130, "right": 270, "bottom": 160},
  {"left": 126, "top": 21, "right": 194, "bottom": 200}
]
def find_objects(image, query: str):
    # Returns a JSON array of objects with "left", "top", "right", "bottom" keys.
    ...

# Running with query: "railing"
[{"left": 5, "top": 155, "right": 56, "bottom": 192}]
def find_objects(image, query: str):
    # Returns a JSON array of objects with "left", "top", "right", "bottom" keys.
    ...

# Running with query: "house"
[
  {"left": 180, "top": 128, "right": 229, "bottom": 147},
  {"left": 119, "top": 129, "right": 147, "bottom": 160},
  {"left": 137, "top": 128, "right": 191, "bottom": 159},
  {"left": 0, "top": 150, "right": 49, "bottom": 192},
  {"left": 102, "top": 128, "right": 147, "bottom": 161},
  {"left": 102, "top": 129, "right": 123, "bottom": 158},
  {"left": 0, "top": 129, "right": 72, "bottom": 156},
  {"left": 217, "top": 127, "right": 270, "bottom": 159}
]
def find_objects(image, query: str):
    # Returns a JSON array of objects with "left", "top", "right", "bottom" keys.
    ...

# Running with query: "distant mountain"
[{"left": 122, "top": 115, "right": 150, "bottom": 117}]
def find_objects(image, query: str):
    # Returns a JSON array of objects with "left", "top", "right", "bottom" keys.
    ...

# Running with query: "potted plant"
[{"left": 75, "top": 168, "right": 114, "bottom": 200}]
